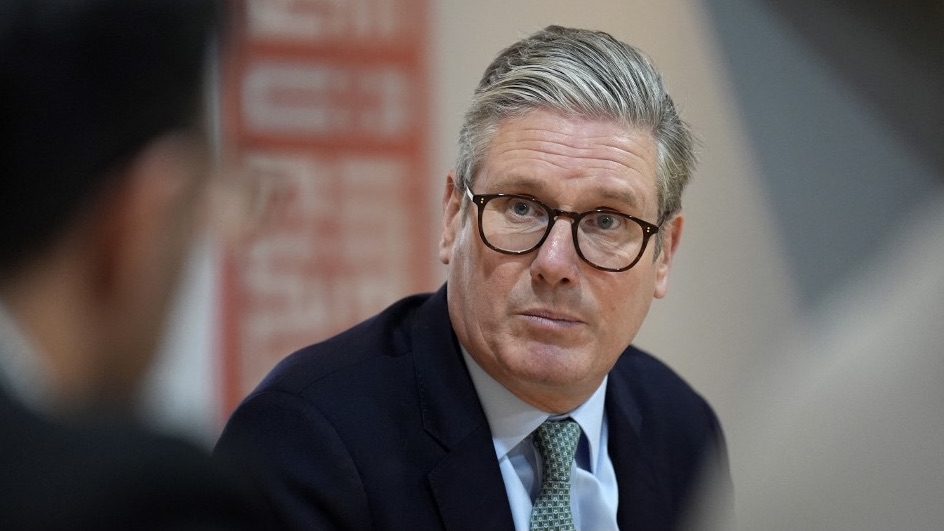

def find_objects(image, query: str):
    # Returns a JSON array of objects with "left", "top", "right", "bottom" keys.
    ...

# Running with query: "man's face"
[{"left": 439, "top": 109, "right": 682, "bottom": 413}]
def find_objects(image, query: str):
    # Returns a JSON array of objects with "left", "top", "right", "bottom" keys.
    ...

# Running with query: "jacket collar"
[
  {"left": 413, "top": 285, "right": 516, "bottom": 530},
  {"left": 605, "top": 354, "right": 670, "bottom": 529}
]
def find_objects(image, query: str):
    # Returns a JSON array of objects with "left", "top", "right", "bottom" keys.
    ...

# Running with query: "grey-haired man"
[{"left": 217, "top": 25, "right": 730, "bottom": 531}]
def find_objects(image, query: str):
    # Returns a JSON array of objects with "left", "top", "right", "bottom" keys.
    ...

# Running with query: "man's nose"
[{"left": 530, "top": 217, "right": 580, "bottom": 286}]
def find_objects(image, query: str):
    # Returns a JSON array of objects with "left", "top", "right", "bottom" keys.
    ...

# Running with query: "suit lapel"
[
  {"left": 427, "top": 423, "right": 517, "bottom": 531},
  {"left": 606, "top": 356, "right": 671, "bottom": 530},
  {"left": 412, "top": 286, "right": 515, "bottom": 531}
]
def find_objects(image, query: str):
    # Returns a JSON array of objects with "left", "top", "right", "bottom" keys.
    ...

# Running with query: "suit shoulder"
[
  {"left": 611, "top": 345, "right": 728, "bottom": 479},
  {"left": 611, "top": 345, "right": 721, "bottom": 435},
  {"left": 609, "top": 347, "right": 731, "bottom": 527},
  {"left": 249, "top": 291, "right": 434, "bottom": 396}
]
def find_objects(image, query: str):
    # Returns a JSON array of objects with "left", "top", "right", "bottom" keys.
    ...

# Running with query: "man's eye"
[
  {"left": 586, "top": 212, "right": 625, "bottom": 231},
  {"left": 511, "top": 201, "right": 532, "bottom": 216}
]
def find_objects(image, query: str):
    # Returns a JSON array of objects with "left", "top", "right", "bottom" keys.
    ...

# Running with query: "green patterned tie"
[{"left": 529, "top": 419, "right": 581, "bottom": 531}]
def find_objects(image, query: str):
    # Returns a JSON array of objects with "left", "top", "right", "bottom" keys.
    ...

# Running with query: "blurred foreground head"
[{"left": 0, "top": 0, "right": 221, "bottom": 410}]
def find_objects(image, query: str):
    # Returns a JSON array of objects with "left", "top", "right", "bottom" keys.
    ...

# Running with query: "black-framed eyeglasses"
[{"left": 465, "top": 186, "right": 660, "bottom": 272}]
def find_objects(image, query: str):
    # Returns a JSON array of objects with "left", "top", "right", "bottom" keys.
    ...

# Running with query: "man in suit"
[
  {"left": 0, "top": 0, "right": 273, "bottom": 528},
  {"left": 217, "top": 26, "right": 729, "bottom": 531}
]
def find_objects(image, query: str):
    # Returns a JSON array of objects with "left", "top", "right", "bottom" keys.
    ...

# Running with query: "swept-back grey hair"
[{"left": 454, "top": 25, "right": 696, "bottom": 223}]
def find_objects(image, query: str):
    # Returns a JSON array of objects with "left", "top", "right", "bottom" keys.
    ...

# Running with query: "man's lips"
[{"left": 519, "top": 309, "right": 585, "bottom": 325}]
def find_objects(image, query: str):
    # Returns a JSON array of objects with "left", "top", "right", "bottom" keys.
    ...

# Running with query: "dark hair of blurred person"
[{"left": 0, "top": 0, "right": 274, "bottom": 528}]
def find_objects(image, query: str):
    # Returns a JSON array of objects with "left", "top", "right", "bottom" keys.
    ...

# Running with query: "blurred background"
[{"left": 139, "top": 0, "right": 943, "bottom": 522}]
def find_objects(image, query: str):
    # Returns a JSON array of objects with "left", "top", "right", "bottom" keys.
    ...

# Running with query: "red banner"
[{"left": 219, "top": 0, "right": 432, "bottom": 415}]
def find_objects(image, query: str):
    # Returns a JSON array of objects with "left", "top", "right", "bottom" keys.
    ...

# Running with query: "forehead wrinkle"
[{"left": 489, "top": 125, "right": 656, "bottom": 180}]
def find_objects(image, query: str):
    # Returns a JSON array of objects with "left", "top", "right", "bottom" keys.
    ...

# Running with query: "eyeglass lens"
[{"left": 479, "top": 195, "right": 646, "bottom": 270}]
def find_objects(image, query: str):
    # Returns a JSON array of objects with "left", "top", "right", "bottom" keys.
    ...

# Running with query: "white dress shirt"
[{"left": 462, "top": 348, "right": 619, "bottom": 531}]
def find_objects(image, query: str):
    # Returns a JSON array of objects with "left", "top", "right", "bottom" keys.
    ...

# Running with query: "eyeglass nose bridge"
[
  {"left": 549, "top": 209, "right": 582, "bottom": 224},
  {"left": 534, "top": 208, "right": 592, "bottom": 261},
  {"left": 545, "top": 208, "right": 583, "bottom": 241}
]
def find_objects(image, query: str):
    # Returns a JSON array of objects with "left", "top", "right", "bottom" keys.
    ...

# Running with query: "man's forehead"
[
  {"left": 483, "top": 111, "right": 655, "bottom": 163},
  {"left": 476, "top": 111, "right": 659, "bottom": 209}
]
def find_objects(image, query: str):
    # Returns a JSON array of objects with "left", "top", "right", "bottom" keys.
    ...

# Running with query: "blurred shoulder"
[{"left": 0, "top": 399, "right": 271, "bottom": 530}]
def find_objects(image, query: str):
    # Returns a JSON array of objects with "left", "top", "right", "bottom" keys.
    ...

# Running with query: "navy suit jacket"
[
  {"left": 216, "top": 285, "right": 729, "bottom": 531},
  {"left": 0, "top": 387, "right": 275, "bottom": 530}
]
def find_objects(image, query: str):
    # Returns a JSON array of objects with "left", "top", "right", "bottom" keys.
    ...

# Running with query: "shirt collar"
[
  {"left": 461, "top": 345, "right": 608, "bottom": 473},
  {"left": 0, "top": 299, "right": 53, "bottom": 412}
]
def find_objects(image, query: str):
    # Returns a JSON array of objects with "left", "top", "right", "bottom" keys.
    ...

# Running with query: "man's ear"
[
  {"left": 91, "top": 134, "right": 200, "bottom": 317},
  {"left": 438, "top": 172, "right": 462, "bottom": 265},
  {"left": 653, "top": 212, "right": 684, "bottom": 299},
  {"left": 85, "top": 134, "right": 206, "bottom": 399}
]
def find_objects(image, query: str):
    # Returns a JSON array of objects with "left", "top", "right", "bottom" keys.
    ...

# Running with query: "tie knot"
[{"left": 533, "top": 419, "right": 581, "bottom": 483}]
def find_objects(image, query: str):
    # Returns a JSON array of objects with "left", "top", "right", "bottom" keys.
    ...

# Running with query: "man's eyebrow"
[
  {"left": 485, "top": 176, "right": 641, "bottom": 210},
  {"left": 595, "top": 188, "right": 639, "bottom": 210},
  {"left": 486, "top": 175, "right": 548, "bottom": 194}
]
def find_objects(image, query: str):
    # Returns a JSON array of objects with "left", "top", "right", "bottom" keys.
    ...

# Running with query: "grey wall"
[{"left": 704, "top": 0, "right": 942, "bottom": 307}]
